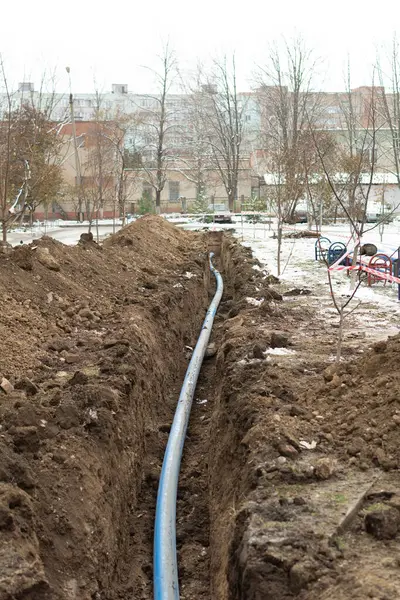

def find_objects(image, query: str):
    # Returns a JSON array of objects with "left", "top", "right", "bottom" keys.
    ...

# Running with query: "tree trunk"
[
  {"left": 277, "top": 224, "right": 283, "bottom": 276},
  {"left": 350, "top": 243, "right": 360, "bottom": 290},
  {"left": 2, "top": 220, "right": 6, "bottom": 242},
  {"left": 336, "top": 311, "right": 344, "bottom": 362},
  {"left": 228, "top": 191, "right": 234, "bottom": 212},
  {"left": 155, "top": 189, "right": 161, "bottom": 215}
]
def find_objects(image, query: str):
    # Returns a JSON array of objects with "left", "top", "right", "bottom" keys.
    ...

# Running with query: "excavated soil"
[
  {"left": 0, "top": 216, "right": 216, "bottom": 599},
  {"left": 206, "top": 236, "right": 400, "bottom": 600},
  {"left": 1, "top": 216, "right": 400, "bottom": 600}
]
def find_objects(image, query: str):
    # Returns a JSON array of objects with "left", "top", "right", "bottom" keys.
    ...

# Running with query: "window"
[
  {"left": 245, "top": 114, "right": 251, "bottom": 122},
  {"left": 169, "top": 181, "right": 180, "bottom": 202}
]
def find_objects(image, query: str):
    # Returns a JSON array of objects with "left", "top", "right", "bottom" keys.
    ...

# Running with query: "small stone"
[
  {"left": 64, "top": 353, "right": 80, "bottom": 365},
  {"left": 47, "top": 338, "right": 71, "bottom": 353},
  {"left": 276, "top": 443, "right": 299, "bottom": 459},
  {"left": 293, "top": 496, "right": 306, "bottom": 505},
  {"left": 373, "top": 341, "right": 387, "bottom": 354},
  {"left": 270, "top": 332, "right": 290, "bottom": 349},
  {"left": 14, "top": 377, "right": 39, "bottom": 396},
  {"left": 35, "top": 247, "right": 60, "bottom": 271},
  {"left": 252, "top": 343, "right": 264, "bottom": 359},
  {"left": 0, "top": 377, "right": 14, "bottom": 394},
  {"left": 79, "top": 308, "right": 95, "bottom": 320},
  {"left": 374, "top": 448, "right": 389, "bottom": 468},
  {"left": 277, "top": 456, "right": 287, "bottom": 465},
  {"left": 347, "top": 436, "right": 363, "bottom": 456},
  {"left": 314, "top": 458, "right": 337, "bottom": 480},
  {"left": 205, "top": 342, "right": 217, "bottom": 358},
  {"left": 323, "top": 364, "right": 339, "bottom": 382},
  {"left": 47, "top": 292, "right": 54, "bottom": 303},
  {"left": 67, "top": 371, "right": 89, "bottom": 386},
  {"left": 392, "top": 414, "right": 400, "bottom": 425},
  {"left": 365, "top": 507, "right": 400, "bottom": 540}
]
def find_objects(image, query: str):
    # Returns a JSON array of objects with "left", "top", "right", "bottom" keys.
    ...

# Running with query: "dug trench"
[
  {"left": 2, "top": 216, "right": 400, "bottom": 600},
  {"left": 0, "top": 216, "right": 275, "bottom": 599}
]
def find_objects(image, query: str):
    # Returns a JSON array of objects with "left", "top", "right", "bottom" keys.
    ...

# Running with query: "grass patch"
[{"left": 362, "top": 502, "right": 389, "bottom": 515}]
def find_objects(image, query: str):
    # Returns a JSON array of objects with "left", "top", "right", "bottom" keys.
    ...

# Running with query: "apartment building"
[{"left": 1, "top": 82, "right": 399, "bottom": 219}]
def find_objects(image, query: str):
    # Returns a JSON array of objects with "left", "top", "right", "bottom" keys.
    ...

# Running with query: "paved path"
[{"left": 6, "top": 225, "right": 122, "bottom": 247}]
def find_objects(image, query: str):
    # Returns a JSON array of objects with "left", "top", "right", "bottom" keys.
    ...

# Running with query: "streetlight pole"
[{"left": 66, "top": 66, "right": 83, "bottom": 221}]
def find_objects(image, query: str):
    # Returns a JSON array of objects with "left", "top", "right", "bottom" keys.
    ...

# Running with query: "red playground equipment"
[{"left": 367, "top": 253, "right": 392, "bottom": 286}]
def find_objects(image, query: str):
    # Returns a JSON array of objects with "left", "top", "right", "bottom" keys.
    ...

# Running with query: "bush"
[{"left": 138, "top": 191, "right": 155, "bottom": 215}]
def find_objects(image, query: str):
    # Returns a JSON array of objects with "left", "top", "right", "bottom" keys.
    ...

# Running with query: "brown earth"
[
  {"left": 205, "top": 237, "right": 400, "bottom": 600},
  {"left": 1, "top": 215, "right": 400, "bottom": 599},
  {"left": 0, "top": 216, "right": 217, "bottom": 599}
]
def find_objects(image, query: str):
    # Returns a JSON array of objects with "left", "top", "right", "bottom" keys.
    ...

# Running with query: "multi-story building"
[{"left": 1, "top": 81, "right": 399, "bottom": 218}]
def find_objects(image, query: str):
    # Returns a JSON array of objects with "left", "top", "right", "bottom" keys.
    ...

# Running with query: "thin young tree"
[
  {"left": 311, "top": 68, "right": 383, "bottom": 281},
  {"left": 199, "top": 55, "right": 246, "bottom": 212}
]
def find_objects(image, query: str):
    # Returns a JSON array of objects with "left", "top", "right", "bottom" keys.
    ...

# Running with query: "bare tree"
[
  {"left": 378, "top": 35, "right": 400, "bottom": 196},
  {"left": 138, "top": 44, "right": 179, "bottom": 214},
  {"left": 0, "top": 60, "right": 65, "bottom": 240},
  {"left": 0, "top": 56, "right": 15, "bottom": 242},
  {"left": 311, "top": 68, "right": 382, "bottom": 281},
  {"left": 176, "top": 68, "right": 215, "bottom": 207},
  {"left": 255, "top": 37, "right": 321, "bottom": 274},
  {"left": 83, "top": 92, "right": 115, "bottom": 232},
  {"left": 8, "top": 104, "right": 64, "bottom": 225},
  {"left": 199, "top": 55, "right": 246, "bottom": 211}
]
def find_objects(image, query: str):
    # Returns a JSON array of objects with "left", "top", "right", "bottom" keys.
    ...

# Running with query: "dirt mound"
[
  {"left": 0, "top": 218, "right": 203, "bottom": 376},
  {"left": 104, "top": 214, "right": 193, "bottom": 264},
  {"left": 303, "top": 334, "right": 400, "bottom": 471},
  {"left": 0, "top": 216, "right": 213, "bottom": 599}
]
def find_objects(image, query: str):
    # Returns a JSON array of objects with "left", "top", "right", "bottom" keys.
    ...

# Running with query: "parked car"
[{"left": 208, "top": 203, "right": 233, "bottom": 224}]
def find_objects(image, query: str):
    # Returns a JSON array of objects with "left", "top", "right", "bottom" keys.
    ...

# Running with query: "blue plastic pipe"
[{"left": 153, "top": 252, "right": 224, "bottom": 600}]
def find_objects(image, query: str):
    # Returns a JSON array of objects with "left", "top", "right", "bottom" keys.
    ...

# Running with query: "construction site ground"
[{"left": 0, "top": 215, "right": 400, "bottom": 600}]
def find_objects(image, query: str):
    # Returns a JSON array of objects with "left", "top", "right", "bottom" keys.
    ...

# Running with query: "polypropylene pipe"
[{"left": 153, "top": 252, "right": 223, "bottom": 600}]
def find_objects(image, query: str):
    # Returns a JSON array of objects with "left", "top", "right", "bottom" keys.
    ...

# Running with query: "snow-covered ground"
[
  {"left": 177, "top": 216, "right": 400, "bottom": 345},
  {"left": 237, "top": 220, "right": 400, "bottom": 345}
]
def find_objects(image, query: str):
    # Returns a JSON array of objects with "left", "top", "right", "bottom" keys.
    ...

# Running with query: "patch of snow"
[
  {"left": 246, "top": 297, "right": 264, "bottom": 307},
  {"left": 264, "top": 348, "right": 296, "bottom": 356},
  {"left": 299, "top": 440, "right": 317, "bottom": 450}
]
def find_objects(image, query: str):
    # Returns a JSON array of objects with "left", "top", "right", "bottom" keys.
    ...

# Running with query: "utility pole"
[{"left": 66, "top": 66, "right": 83, "bottom": 221}]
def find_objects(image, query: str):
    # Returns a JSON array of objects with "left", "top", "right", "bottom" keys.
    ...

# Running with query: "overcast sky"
[{"left": 0, "top": 0, "right": 397, "bottom": 95}]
